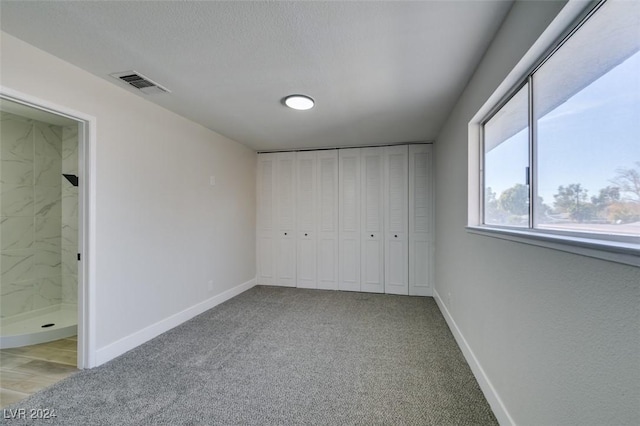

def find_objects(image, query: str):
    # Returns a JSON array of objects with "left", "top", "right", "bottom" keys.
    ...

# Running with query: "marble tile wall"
[
  {"left": 61, "top": 126, "right": 78, "bottom": 305},
  {"left": 1, "top": 112, "right": 77, "bottom": 319}
]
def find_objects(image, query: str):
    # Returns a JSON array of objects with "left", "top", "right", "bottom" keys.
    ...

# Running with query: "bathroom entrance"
[{"left": 0, "top": 95, "right": 90, "bottom": 370}]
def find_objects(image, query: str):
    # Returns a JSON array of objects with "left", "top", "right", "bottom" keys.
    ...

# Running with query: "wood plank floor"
[{"left": 0, "top": 337, "right": 77, "bottom": 408}]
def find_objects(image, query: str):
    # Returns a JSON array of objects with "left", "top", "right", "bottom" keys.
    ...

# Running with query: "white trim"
[
  {"left": 78, "top": 113, "right": 98, "bottom": 368},
  {"left": 467, "top": 226, "right": 639, "bottom": 267},
  {"left": 0, "top": 86, "right": 98, "bottom": 369},
  {"left": 95, "top": 278, "right": 257, "bottom": 366},
  {"left": 433, "top": 288, "right": 514, "bottom": 426}
]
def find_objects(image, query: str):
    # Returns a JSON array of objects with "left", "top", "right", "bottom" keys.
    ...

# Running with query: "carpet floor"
[{"left": 2, "top": 286, "right": 497, "bottom": 425}]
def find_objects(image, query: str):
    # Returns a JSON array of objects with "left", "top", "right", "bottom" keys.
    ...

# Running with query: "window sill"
[{"left": 466, "top": 226, "right": 639, "bottom": 267}]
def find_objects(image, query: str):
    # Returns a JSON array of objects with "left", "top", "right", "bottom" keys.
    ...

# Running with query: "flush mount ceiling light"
[{"left": 284, "top": 94, "right": 315, "bottom": 110}]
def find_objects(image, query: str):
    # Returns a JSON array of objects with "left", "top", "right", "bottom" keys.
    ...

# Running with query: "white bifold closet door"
[
  {"left": 259, "top": 145, "right": 432, "bottom": 294},
  {"left": 275, "top": 152, "right": 296, "bottom": 287},
  {"left": 296, "top": 150, "right": 339, "bottom": 290},
  {"left": 409, "top": 144, "right": 434, "bottom": 296},
  {"left": 257, "top": 153, "right": 276, "bottom": 285},
  {"left": 360, "top": 147, "right": 384, "bottom": 293},
  {"left": 316, "top": 150, "right": 339, "bottom": 290},
  {"left": 338, "top": 149, "right": 361, "bottom": 291},
  {"left": 295, "top": 151, "right": 317, "bottom": 289},
  {"left": 384, "top": 145, "right": 409, "bottom": 295}
]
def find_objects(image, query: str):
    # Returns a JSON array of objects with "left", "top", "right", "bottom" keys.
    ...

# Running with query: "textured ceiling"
[{"left": 0, "top": 1, "right": 513, "bottom": 151}]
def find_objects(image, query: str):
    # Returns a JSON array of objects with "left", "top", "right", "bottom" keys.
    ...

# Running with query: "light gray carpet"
[{"left": 2, "top": 286, "right": 497, "bottom": 425}]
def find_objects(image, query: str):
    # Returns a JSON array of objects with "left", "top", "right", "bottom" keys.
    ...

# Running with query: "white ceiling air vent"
[{"left": 110, "top": 71, "right": 171, "bottom": 95}]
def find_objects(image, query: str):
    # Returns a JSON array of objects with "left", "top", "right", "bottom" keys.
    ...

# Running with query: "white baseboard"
[
  {"left": 95, "top": 278, "right": 256, "bottom": 366},
  {"left": 433, "top": 288, "right": 514, "bottom": 426}
]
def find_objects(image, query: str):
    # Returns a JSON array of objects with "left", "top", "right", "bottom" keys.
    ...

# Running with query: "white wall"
[
  {"left": 434, "top": 1, "right": 640, "bottom": 425},
  {"left": 1, "top": 32, "right": 257, "bottom": 364}
]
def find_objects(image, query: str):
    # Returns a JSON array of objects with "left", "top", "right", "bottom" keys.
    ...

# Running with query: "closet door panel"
[
  {"left": 297, "top": 236, "right": 315, "bottom": 287},
  {"left": 277, "top": 236, "right": 296, "bottom": 286},
  {"left": 360, "top": 147, "right": 384, "bottom": 293},
  {"left": 257, "top": 237, "right": 275, "bottom": 285},
  {"left": 385, "top": 145, "right": 408, "bottom": 295},
  {"left": 318, "top": 240, "right": 336, "bottom": 288},
  {"left": 409, "top": 145, "right": 433, "bottom": 296},
  {"left": 256, "top": 154, "right": 276, "bottom": 285},
  {"left": 296, "top": 151, "right": 317, "bottom": 288},
  {"left": 276, "top": 152, "right": 296, "bottom": 287},
  {"left": 260, "top": 144, "right": 431, "bottom": 296},
  {"left": 387, "top": 239, "right": 405, "bottom": 289},
  {"left": 317, "top": 150, "right": 339, "bottom": 290},
  {"left": 339, "top": 149, "right": 361, "bottom": 292},
  {"left": 363, "top": 239, "right": 382, "bottom": 288}
]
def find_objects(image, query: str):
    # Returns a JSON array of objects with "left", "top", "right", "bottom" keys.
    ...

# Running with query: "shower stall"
[{"left": 0, "top": 99, "right": 79, "bottom": 348}]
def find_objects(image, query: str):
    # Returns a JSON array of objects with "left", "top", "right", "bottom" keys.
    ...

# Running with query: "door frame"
[{"left": 1, "top": 86, "right": 97, "bottom": 368}]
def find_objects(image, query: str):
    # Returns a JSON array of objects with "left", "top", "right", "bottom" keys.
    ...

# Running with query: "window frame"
[{"left": 469, "top": 0, "right": 640, "bottom": 267}]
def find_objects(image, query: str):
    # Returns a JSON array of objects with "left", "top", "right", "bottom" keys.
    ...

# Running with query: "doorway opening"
[{"left": 0, "top": 91, "right": 94, "bottom": 375}]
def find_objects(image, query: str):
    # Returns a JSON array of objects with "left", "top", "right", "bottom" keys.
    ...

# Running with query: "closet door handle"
[
  {"left": 284, "top": 232, "right": 287, "bottom": 236},
  {"left": 370, "top": 234, "right": 374, "bottom": 238},
  {"left": 304, "top": 233, "right": 308, "bottom": 236},
  {"left": 394, "top": 235, "right": 398, "bottom": 238}
]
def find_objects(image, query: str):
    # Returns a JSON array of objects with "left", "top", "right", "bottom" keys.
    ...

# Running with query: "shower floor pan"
[{"left": 0, "top": 306, "right": 77, "bottom": 349}]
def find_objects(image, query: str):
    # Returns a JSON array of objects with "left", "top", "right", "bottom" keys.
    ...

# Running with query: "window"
[
  {"left": 483, "top": 84, "right": 529, "bottom": 228},
  {"left": 480, "top": 0, "right": 640, "bottom": 247}
]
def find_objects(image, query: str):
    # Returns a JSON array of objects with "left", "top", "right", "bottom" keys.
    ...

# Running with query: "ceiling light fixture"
[{"left": 284, "top": 94, "right": 315, "bottom": 111}]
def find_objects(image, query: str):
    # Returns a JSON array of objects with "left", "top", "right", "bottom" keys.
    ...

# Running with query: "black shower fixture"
[{"left": 63, "top": 174, "right": 79, "bottom": 187}]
